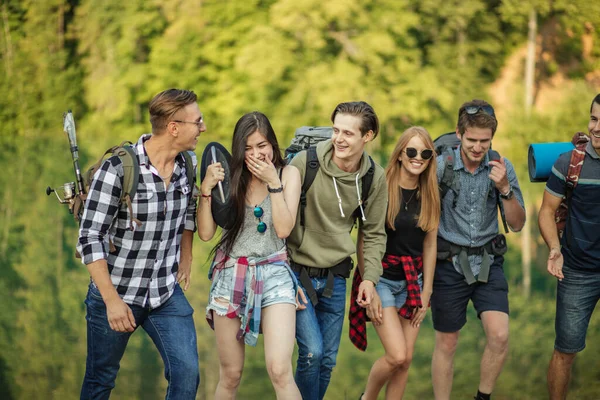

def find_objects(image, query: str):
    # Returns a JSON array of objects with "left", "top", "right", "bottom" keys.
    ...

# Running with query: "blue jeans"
[
  {"left": 81, "top": 283, "right": 199, "bottom": 400},
  {"left": 294, "top": 272, "right": 347, "bottom": 400},
  {"left": 555, "top": 264, "right": 600, "bottom": 353}
]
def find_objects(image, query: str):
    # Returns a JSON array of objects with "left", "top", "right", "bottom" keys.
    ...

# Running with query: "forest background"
[{"left": 1, "top": 1, "right": 599, "bottom": 399}]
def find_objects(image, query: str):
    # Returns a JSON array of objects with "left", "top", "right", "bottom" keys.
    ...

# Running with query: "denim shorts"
[
  {"left": 207, "top": 263, "right": 296, "bottom": 316},
  {"left": 376, "top": 275, "right": 423, "bottom": 309},
  {"left": 555, "top": 264, "right": 600, "bottom": 353}
]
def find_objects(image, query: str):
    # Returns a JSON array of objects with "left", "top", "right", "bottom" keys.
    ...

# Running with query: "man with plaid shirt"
[{"left": 77, "top": 89, "right": 203, "bottom": 399}]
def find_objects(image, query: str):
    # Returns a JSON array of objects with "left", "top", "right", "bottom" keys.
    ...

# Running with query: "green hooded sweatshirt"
[{"left": 287, "top": 140, "right": 387, "bottom": 284}]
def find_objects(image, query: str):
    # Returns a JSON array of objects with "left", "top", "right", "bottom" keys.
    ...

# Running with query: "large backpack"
[
  {"left": 434, "top": 132, "right": 509, "bottom": 233},
  {"left": 555, "top": 132, "right": 589, "bottom": 246},
  {"left": 285, "top": 126, "right": 375, "bottom": 227},
  {"left": 74, "top": 142, "right": 196, "bottom": 231},
  {"left": 70, "top": 142, "right": 195, "bottom": 258}
]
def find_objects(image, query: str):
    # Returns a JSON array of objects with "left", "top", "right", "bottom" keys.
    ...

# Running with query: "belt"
[
  {"left": 290, "top": 258, "right": 353, "bottom": 306},
  {"left": 438, "top": 235, "right": 507, "bottom": 285}
]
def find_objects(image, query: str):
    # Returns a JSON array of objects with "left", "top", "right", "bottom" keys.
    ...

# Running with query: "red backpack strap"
[
  {"left": 555, "top": 133, "right": 588, "bottom": 238},
  {"left": 565, "top": 135, "right": 588, "bottom": 189}
]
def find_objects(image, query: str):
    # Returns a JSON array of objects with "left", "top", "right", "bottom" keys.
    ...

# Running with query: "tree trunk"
[
  {"left": 522, "top": 199, "right": 532, "bottom": 299},
  {"left": 524, "top": 8, "right": 537, "bottom": 115}
]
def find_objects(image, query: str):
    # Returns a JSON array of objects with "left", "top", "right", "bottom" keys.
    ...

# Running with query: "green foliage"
[{"left": 1, "top": 0, "right": 599, "bottom": 398}]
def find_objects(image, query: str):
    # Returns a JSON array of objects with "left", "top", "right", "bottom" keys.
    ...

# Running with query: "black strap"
[
  {"left": 353, "top": 156, "right": 375, "bottom": 224},
  {"left": 488, "top": 150, "right": 509, "bottom": 234},
  {"left": 291, "top": 258, "right": 353, "bottom": 305},
  {"left": 439, "top": 148, "right": 454, "bottom": 198},
  {"left": 300, "top": 146, "right": 320, "bottom": 226}
]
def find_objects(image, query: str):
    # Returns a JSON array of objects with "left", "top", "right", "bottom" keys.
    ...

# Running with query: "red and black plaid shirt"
[{"left": 348, "top": 254, "right": 424, "bottom": 351}]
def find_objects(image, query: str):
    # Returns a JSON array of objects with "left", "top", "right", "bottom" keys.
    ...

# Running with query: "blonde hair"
[
  {"left": 385, "top": 126, "right": 440, "bottom": 232},
  {"left": 149, "top": 89, "right": 197, "bottom": 132}
]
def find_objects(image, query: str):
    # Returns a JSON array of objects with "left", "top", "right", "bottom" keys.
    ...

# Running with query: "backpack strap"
[
  {"left": 115, "top": 144, "right": 142, "bottom": 231},
  {"left": 180, "top": 150, "right": 198, "bottom": 200},
  {"left": 300, "top": 146, "right": 320, "bottom": 226},
  {"left": 440, "top": 148, "right": 509, "bottom": 234},
  {"left": 562, "top": 141, "right": 587, "bottom": 248},
  {"left": 439, "top": 148, "right": 458, "bottom": 207},
  {"left": 488, "top": 150, "right": 509, "bottom": 234},
  {"left": 354, "top": 156, "right": 375, "bottom": 225}
]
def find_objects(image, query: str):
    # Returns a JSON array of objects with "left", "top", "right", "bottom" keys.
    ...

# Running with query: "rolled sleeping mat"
[{"left": 528, "top": 142, "right": 574, "bottom": 182}]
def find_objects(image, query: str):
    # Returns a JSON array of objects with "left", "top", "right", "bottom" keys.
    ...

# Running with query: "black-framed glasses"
[
  {"left": 463, "top": 105, "right": 495, "bottom": 118},
  {"left": 404, "top": 147, "right": 434, "bottom": 160},
  {"left": 254, "top": 206, "right": 267, "bottom": 233},
  {"left": 172, "top": 116, "right": 204, "bottom": 129}
]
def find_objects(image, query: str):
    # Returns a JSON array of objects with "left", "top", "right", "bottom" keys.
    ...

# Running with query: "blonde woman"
[{"left": 360, "top": 126, "right": 440, "bottom": 399}]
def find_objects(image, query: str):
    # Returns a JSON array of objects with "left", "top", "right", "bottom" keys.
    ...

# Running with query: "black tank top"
[{"left": 382, "top": 187, "right": 426, "bottom": 281}]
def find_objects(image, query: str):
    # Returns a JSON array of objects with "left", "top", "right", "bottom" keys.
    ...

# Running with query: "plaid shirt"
[
  {"left": 349, "top": 254, "right": 423, "bottom": 351},
  {"left": 77, "top": 134, "right": 197, "bottom": 309},
  {"left": 206, "top": 247, "right": 293, "bottom": 347}
]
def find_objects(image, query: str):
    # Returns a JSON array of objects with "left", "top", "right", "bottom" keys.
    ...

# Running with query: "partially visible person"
[
  {"left": 198, "top": 111, "right": 304, "bottom": 399},
  {"left": 287, "top": 101, "right": 388, "bottom": 400},
  {"left": 538, "top": 93, "right": 600, "bottom": 400},
  {"left": 357, "top": 126, "right": 440, "bottom": 399},
  {"left": 430, "top": 100, "right": 526, "bottom": 400},
  {"left": 78, "top": 88, "right": 202, "bottom": 399}
]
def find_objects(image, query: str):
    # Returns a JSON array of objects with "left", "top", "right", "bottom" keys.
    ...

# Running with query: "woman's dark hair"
[{"left": 214, "top": 111, "right": 284, "bottom": 256}]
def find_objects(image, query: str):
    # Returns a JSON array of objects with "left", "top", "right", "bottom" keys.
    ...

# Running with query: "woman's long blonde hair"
[{"left": 385, "top": 126, "right": 440, "bottom": 232}]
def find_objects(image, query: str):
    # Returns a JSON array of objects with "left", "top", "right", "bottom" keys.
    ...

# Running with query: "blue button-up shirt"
[{"left": 437, "top": 147, "right": 525, "bottom": 276}]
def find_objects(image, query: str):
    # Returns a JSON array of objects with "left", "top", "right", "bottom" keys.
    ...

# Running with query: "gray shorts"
[{"left": 207, "top": 263, "right": 296, "bottom": 316}]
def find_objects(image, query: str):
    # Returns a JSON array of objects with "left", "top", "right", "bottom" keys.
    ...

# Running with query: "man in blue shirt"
[
  {"left": 431, "top": 100, "right": 526, "bottom": 400},
  {"left": 538, "top": 93, "right": 600, "bottom": 400}
]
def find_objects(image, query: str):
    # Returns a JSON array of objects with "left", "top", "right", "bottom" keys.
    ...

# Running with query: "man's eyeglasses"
[
  {"left": 172, "top": 117, "right": 204, "bottom": 129},
  {"left": 404, "top": 147, "right": 434, "bottom": 160},
  {"left": 254, "top": 206, "right": 267, "bottom": 233},
  {"left": 463, "top": 105, "right": 495, "bottom": 118}
]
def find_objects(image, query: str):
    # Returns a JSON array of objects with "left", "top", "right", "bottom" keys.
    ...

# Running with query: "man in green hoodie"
[{"left": 287, "top": 101, "right": 388, "bottom": 400}]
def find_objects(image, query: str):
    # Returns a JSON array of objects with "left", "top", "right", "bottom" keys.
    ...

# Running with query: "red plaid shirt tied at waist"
[
  {"left": 349, "top": 254, "right": 424, "bottom": 351},
  {"left": 205, "top": 247, "right": 295, "bottom": 347}
]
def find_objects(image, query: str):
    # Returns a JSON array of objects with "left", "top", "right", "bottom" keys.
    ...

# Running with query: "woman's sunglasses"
[
  {"left": 404, "top": 147, "right": 434, "bottom": 160},
  {"left": 254, "top": 206, "right": 267, "bottom": 233}
]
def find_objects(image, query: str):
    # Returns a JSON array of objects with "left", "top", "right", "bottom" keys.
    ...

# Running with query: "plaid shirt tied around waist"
[
  {"left": 349, "top": 254, "right": 424, "bottom": 351},
  {"left": 206, "top": 247, "right": 296, "bottom": 347}
]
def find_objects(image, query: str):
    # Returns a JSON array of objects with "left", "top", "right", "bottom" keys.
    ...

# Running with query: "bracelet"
[
  {"left": 201, "top": 193, "right": 211, "bottom": 198},
  {"left": 499, "top": 187, "right": 514, "bottom": 200},
  {"left": 267, "top": 185, "right": 283, "bottom": 193}
]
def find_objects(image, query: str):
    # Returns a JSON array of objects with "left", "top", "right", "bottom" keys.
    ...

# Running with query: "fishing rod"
[{"left": 46, "top": 110, "right": 87, "bottom": 220}]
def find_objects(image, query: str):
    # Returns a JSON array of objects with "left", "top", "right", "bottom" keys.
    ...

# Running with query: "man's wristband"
[{"left": 499, "top": 186, "right": 514, "bottom": 200}]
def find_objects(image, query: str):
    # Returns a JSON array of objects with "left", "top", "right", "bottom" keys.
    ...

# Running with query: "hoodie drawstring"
[
  {"left": 331, "top": 174, "right": 367, "bottom": 221},
  {"left": 332, "top": 177, "right": 345, "bottom": 217}
]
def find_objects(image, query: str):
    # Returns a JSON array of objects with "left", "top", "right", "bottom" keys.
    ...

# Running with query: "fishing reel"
[{"left": 46, "top": 182, "right": 77, "bottom": 211}]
